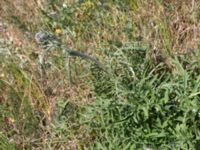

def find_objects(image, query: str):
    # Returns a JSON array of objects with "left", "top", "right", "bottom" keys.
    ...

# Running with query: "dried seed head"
[{"left": 35, "top": 31, "right": 47, "bottom": 43}]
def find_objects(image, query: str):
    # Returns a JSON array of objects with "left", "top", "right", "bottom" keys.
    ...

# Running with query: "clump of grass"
[
  {"left": 0, "top": 53, "right": 52, "bottom": 149},
  {"left": 82, "top": 48, "right": 200, "bottom": 149}
]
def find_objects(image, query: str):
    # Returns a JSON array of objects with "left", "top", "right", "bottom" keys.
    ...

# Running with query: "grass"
[{"left": 0, "top": 0, "right": 200, "bottom": 149}]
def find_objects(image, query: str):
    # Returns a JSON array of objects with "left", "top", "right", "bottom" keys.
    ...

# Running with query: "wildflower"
[{"left": 55, "top": 28, "right": 62, "bottom": 35}]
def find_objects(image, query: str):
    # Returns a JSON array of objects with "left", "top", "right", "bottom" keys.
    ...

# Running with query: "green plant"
[{"left": 82, "top": 48, "right": 200, "bottom": 149}]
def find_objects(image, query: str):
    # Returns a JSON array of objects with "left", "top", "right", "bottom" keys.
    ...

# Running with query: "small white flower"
[
  {"left": 192, "top": 109, "right": 197, "bottom": 113},
  {"left": 62, "top": 3, "right": 67, "bottom": 8},
  {"left": 0, "top": 73, "right": 4, "bottom": 77}
]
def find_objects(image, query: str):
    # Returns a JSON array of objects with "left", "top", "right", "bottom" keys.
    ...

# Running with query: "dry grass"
[{"left": 0, "top": 0, "right": 200, "bottom": 149}]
